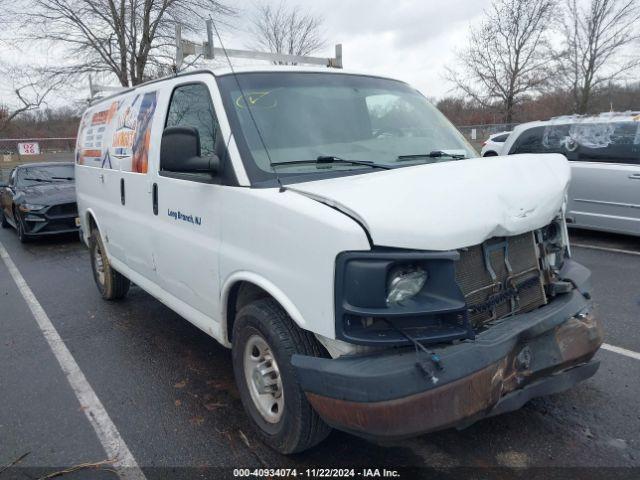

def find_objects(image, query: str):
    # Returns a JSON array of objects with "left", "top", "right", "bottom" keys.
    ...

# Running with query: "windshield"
[
  {"left": 217, "top": 73, "right": 477, "bottom": 184},
  {"left": 17, "top": 164, "right": 75, "bottom": 187}
]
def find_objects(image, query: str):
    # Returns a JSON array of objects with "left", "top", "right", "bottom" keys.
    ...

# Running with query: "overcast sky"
[
  {"left": 223, "top": 0, "right": 491, "bottom": 99},
  {"left": 0, "top": 0, "right": 495, "bottom": 109}
]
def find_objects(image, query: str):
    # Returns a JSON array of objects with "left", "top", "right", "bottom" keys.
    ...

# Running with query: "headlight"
[
  {"left": 538, "top": 214, "right": 569, "bottom": 271},
  {"left": 386, "top": 265, "right": 428, "bottom": 304},
  {"left": 19, "top": 203, "right": 46, "bottom": 212},
  {"left": 335, "top": 250, "right": 472, "bottom": 346}
]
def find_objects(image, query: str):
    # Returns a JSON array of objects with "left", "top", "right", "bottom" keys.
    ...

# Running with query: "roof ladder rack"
[
  {"left": 175, "top": 20, "right": 342, "bottom": 71},
  {"left": 88, "top": 76, "right": 129, "bottom": 103}
]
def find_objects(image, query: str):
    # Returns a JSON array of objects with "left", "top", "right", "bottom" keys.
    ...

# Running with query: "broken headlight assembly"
[
  {"left": 334, "top": 250, "right": 474, "bottom": 346},
  {"left": 537, "top": 210, "right": 573, "bottom": 297}
]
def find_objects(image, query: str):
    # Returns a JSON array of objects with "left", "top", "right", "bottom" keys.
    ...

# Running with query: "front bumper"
[
  {"left": 292, "top": 260, "right": 603, "bottom": 439},
  {"left": 21, "top": 203, "right": 79, "bottom": 236}
]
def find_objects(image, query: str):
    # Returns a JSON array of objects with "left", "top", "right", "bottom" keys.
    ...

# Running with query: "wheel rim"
[
  {"left": 93, "top": 242, "right": 106, "bottom": 286},
  {"left": 243, "top": 334, "right": 284, "bottom": 424}
]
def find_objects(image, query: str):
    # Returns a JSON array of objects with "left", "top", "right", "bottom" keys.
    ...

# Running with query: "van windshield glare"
[{"left": 217, "top": 73, "right": 477, "bottom": 183}]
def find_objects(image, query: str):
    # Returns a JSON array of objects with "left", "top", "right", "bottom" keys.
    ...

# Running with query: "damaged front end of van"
[
  {"left": 293, "top": 261, "right": 601, "bottom": 439},
  {"left": 288, "top": 155, "right": 603, "bottom": 440}
]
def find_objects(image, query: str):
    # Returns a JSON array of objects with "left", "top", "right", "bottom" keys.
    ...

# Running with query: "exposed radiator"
[{"left": 455, "top": 232, "right": 547, "bottom": 328}]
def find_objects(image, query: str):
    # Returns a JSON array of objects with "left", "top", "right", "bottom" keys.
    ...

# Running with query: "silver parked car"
[{"left": 502, "top": 112, "right": 640, "bottom": 236}]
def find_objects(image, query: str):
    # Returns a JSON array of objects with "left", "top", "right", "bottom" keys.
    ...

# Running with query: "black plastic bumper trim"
[{"left": 293, "top": 259, "right": 593, "bottom": 403}]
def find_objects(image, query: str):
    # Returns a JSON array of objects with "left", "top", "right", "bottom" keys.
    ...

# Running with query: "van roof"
[
  {"left": 548, "top": 111, "right": 640, "bottom": 123},
  {"left": 514, "top": 111, "right": 640, "bottom": 132},
  {"left": 201, "top": 64, "right": 400, "bottom": 79},
  {"left": 88, "top": 65, "right": 407, "bottom": 106}
]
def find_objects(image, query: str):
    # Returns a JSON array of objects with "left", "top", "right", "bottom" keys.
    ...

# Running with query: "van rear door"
[
  {"left": 507, "top": 122, "right": 640, "bottom": 236},
  {"left": 567, "top": 121, "right": 640, "bottom": 236},
  {"left": 569, "top": 160, "right": 640, "bottom": 236}
]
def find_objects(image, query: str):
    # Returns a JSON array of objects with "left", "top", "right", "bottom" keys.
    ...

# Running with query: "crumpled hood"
[
  {"left": 288, "top": 154, "right": 570, "bottom": 251},
  {"left": 16, "top": 182, "right": 76, "bottom": 206}
]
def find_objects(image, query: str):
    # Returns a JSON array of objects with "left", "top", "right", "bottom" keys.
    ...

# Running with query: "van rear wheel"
[
  {"left": 232, "top": 298, "right": 331, "bottom": 454},
  {"left": 89, "top": 229, "right": 130, "bottom": 300}
]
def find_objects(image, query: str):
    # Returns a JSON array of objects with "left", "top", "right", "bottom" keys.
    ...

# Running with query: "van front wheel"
[
  {"left": 232, "top": 298, "right": 331, "bottom": 454},
  {"left": 89, "top": 229, "right": 130, "bottom": 300}
]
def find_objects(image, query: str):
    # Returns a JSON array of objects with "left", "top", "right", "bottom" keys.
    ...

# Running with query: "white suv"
[{"left": 75, "top": 66, "right": 603, "bottom": 453}]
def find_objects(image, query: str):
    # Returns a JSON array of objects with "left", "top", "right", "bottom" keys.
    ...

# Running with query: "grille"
[
  {"left": 455, "top": 232, "right": 547, "bottom": 327},
  {"left": 47, "top": 203, "right": 78, "bottom": 217},
  {"left": 42, "top": 218, "right": 77, "bottom": 232}
]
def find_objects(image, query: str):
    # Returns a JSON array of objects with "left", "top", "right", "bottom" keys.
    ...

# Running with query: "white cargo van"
[{"left": 75, "top": 66, "right": 603, "bottom": 453}]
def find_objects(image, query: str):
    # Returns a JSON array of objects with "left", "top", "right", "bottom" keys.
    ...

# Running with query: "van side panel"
[
  {"left": 76, "top": 73, "right": 369, "bottom": 347},
  {"left": 75, "top": 107, "right": 126, "bottom": 261},
  {"left": 218, "top": 187, "right": 370, "bottom": 341},
  {"left": 76, "top": 89, "right": 162, "bottom": 281},
  {"left": 116, "top": 89, "right": 162, "bottom": 281},
  {"left": 568, "top": 161, "right": 640, "bottom": 236}
]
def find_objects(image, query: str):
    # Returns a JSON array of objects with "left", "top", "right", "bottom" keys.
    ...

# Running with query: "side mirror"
[{"left": 160, "top": 126, "right": 219, "bottom": 174}]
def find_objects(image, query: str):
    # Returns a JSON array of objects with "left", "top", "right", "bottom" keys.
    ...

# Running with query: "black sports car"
[{"left": 0, "top": 162, "right": 79, "bottom": 242}]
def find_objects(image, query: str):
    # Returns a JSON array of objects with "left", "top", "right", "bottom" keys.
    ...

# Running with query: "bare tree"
[
  {"left": 248, "top": 2, "right": 325, "bottom": 62},
  {"left": 555, "top": 0, "right": 640, "bottom": 114},
  {"left": 22, "top": 0, "right": 235, "bottom": 87},
  {"left": 446, "top": 0, "right": 556, "bottom": 123},
  {"left": 0, "top": 67, "right": 65, "bottom": 133}
]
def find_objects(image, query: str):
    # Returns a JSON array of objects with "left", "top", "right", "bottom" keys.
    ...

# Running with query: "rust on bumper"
[{"left": 304, "top": 313, "right": 603, "bottom": 438}]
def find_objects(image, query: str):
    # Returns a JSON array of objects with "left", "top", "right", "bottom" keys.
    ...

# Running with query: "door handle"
[
  {"left": 152, "top": 183, "right": 158, "bottom": 215},
  {"left": 629, "top": 174, "right": 640, "bottom": 180},
  {"left": 120, "top": 178, "right": 125, "bottom": 205}
]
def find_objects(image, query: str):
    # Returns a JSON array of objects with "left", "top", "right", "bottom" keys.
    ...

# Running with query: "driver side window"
[{"left": 165, "top": 83, "right": 219, "bottom": 157}]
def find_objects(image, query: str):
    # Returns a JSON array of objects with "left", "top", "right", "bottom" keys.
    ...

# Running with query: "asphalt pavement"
[{"left": 1, "top": 226, "right": 639, "bottom": 479}]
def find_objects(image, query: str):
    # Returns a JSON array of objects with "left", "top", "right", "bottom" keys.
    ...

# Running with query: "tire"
[
  {"left": 1, "top": 209, "right": 9, "bottom": 228},
  {"left": 89, "top": 228, "right": 130, "bottom": 300},
  {"left": 232, "top": 298, "right": 331, "bottom": 454},
  {"left": 483, "top": 151, "right": 498, "bottom": 157}
]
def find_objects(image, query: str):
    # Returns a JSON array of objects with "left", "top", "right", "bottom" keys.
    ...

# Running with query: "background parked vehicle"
[
  {"left": 0, "top": 162, "right": 79, "bottom": 243},
  {"left": 502, "top": 112, "right": 640, "bottom": 237},
  {"left": 480, "top": 131, "right": 511, "bottom": 156}
]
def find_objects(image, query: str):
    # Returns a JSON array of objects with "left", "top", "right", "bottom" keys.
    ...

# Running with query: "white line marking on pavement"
[
  {"left": 572, "top": 243, "right": 640, "bottom": 256},
  {"left": 0, "top": 241, "right": 146, "bottom": 480},
  {"left": 601, "top": 343, "right": 640, "bottom": 361}
]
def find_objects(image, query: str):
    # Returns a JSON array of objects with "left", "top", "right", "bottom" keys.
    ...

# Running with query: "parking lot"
[{"left": 1, "top": 227, "right": 639, "bottom": 479}]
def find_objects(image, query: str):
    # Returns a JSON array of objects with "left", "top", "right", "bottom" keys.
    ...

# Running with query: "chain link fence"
[{"left": 0, "top": 138, "right": 76, "bottom": 182}]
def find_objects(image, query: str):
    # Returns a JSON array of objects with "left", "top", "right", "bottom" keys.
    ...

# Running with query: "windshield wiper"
[
  {"left": 23, "top": 177, "right": 53, "bottom": 183},
  {"left": 397, "top": 151, "right": 466, "bottom": 161},
  {"left": 51, "top": 176, "right": 74, "bottom": 180},
  {"left": 271, "top": 156, "right": 392, "bottom": 170}
]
